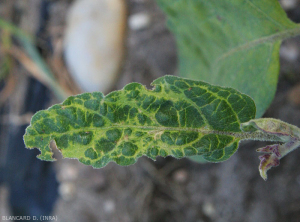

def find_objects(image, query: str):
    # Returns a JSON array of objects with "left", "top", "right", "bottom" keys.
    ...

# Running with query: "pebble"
[
  {"left": 280, "top": 42, "right": 299, "bottom": 62},
  {"left": 58, "top": 182, "right": 76, "bottom": 201},
  {"left": 173, "top": 169, "right": 189, "bottom": 183},
  {"left": 103, "top": 199, "right": 116, "bottom": 213},
  {"left": 128, "top": 13, "right": 151, "bottom": 30},
  {"left": 57, "top": 164, "right": 78, "bottom": 182},
  {"left": 280, "top": 0, "right": 298, "bottom": 10},
  {"left": 202, "top": 202, "right": 216, "bottom": 218}
]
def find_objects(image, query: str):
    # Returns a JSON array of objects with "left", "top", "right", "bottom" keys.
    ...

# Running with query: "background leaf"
[
  {"left": 24, "top": 76, "right": 255, "bottom": 167},
  {"left": 157, "top": 0, "right": 300, "bottom": 118}
]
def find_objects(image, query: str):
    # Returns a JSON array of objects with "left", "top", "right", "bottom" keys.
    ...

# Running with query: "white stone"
[
  {"left": 280, "top": 43, "right": 299, "bottom": 62},
  {"left": 64, "top": 0, "right": 127, "bottom": 93},
  {"left": 202, "top": 202, "right": 216, "bottom": 218},
  {"left": 103, "top": 199, "right": 116, "bottom": 213},
  {"left": 280, "top": 0, "right": 298, "bottom": 10},
  {"left": 58, "top": 182, "right": 76, "bottom": 201},
  {"left": 173, "top": 169, "right": 188, "bottom": 183},
  {"left": 57, "top": 164, "right": 78, "bottom": 182},
  {"left": 128, "top": 13, "right": 151, "bottom": 30}
]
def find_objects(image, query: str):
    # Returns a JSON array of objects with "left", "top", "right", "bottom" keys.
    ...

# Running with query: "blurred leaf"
[
  {"left": 157, "top": 0, "right": 300, "bottom": 118},
  {"left": 0, "top": 18, "right": 32, "bottom": 42},
  {"left": 24, "top": 75, "right": 256, "bottom": 167}
]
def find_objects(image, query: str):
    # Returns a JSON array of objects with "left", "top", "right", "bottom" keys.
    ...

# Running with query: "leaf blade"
[
  {"left": 157, "top": 0, "right": 300, "bottom": 117},
  {"left": 24, "top": 76, "right": 256, "bottom": 167}
]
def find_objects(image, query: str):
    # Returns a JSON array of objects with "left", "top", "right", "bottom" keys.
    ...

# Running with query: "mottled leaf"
[
  {"left": 157, "top": 0, "right": 300, "bottom": 117},
  {"left": 24, "top": 76, "right": 256, "bottom": 167}
]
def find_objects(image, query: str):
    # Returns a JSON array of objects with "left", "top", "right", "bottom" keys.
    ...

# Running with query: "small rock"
[
  {"left": 173, "top": 169, "right": 188, "bottom": 183},
  {"left": 103, "top": 199, "right": 116, "bottom": 213},
  {"left": 280, "top": 43, "right": 299, "bottom": 62},
  {"left": 280, "top": 0, "right": 298, "bottom": 10},
  {"left": 128, "top": 13, "right": 151, "bottom": 30},
  {"left": 58, "top": 182, "right": 76, "bottom": 201},
  {"left": 202, "top": 202, "right": 216, "bottom": 218},
  {"left": 57, "top": 164, "right": 78, "bottom": 182}
]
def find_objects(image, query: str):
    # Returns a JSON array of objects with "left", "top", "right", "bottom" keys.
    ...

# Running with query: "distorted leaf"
[{"left": 24, "top": 76, "right": 256, "bottom": 167}]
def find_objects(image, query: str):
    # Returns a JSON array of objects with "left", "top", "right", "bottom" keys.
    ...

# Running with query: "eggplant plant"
[
  {"left": 23, "top": 0, "right": 300, "bottom": 180},
  {"left": 23, "top": 76, "right": 300, "bottom": 180}
]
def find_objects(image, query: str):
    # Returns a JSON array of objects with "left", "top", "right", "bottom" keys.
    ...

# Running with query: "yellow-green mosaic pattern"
[{"left": 23, "top": 76, "right": 256, "bottom": 167}]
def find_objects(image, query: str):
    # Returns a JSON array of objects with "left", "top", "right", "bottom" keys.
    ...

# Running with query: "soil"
[{"left": 1, "top": 0, "right": 300, "bottom": 222}]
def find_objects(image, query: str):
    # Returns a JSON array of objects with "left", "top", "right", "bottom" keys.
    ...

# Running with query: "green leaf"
[
  {"left": 157, "top": 0, "right": 300, "bottom": 118},
  {"left": 24, "top": 76, "right": 256, "bottom": 167}
]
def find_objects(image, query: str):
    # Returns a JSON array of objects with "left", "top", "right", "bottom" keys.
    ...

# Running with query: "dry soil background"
[{"left": 1, "top": 0, "right": 300, "bottom": 222}]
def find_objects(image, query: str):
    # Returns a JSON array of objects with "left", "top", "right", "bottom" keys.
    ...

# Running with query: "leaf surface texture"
[{"left": 24, "top": 76, "right": 256, "bottom": 167}]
